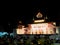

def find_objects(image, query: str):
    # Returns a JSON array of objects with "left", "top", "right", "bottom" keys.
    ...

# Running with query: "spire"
[
  {"left": 45, "top": 15, "right": 48, "bottom": 19},
  {"left": 33, "top": 17, "right": 34, "bottom": 21},
  {"left": 44, "top": 15, "right": 48, "bottom": 22},
  {"left": 18, "top": 21, "right": 22, "bottom": 25},
  {"left": 19, "top": 21, "right": 22, "bottom": 24}
]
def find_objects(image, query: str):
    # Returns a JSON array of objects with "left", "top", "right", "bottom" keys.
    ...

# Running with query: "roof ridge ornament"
[{"left": 36, "top": 12, "right": 43, "bottom": 18}]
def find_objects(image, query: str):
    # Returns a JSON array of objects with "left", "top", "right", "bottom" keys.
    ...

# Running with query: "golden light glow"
[
  {"left": 36, "top": 12, "right": 43, "bottom": 18},
  {"left": 19, "top": 21, "right": 22, "bottom": 23},
  {"left": 53, "top": 22, "right": 56, "bottom": 25},
  {"left": 30, "top": 23, "right": 55, "bottom": 34},
  {"left": 56, "top": 27, "right": 59, "bottom": 34},
  {"left": 16, "top": 23, "right": 56, "bottom": 34},
  {"left": 34, "top": 19, "right": 45, "bottom": 23},
  {"left": 16, "top": 28, "right": 25, "bottom": 34}
]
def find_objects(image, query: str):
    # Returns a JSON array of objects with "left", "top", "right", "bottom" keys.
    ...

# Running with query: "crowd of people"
[{"left": 0, "top": 34, "right": 60, "bottom": 45}]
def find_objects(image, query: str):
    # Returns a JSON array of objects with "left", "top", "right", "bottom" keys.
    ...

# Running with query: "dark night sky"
[{"left": 0, "top": 0, "right": 60, "bottom": 32}]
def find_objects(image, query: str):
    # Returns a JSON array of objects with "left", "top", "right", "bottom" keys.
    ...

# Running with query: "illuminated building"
[
  {"left": 28, "top": 11, "right": 56, "bottom": 35},
  {"left": 13, "top": 11, "right": 56, "bottom": 37}
]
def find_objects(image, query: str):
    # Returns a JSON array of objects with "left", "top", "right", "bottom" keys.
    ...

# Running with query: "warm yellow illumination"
[
  {"left": 19, "top": 21, "right": 22, "bottom": 23},
  {"left": 34, "top": 19, "right": 45, "bottom": 23},
  {"left": 36, "top": 12, "right": 43, "bottom": 18},
  {"left": 53, "top": 22, "right": 56, "bottom": 25}
]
